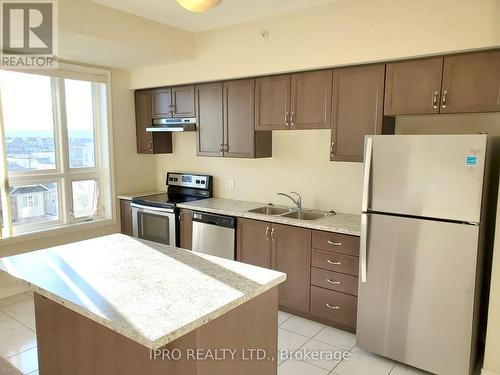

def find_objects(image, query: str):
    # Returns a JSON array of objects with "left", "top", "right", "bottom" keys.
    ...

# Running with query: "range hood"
[{"left": 146, "top": 118, "right": 196, "bottom": 132}]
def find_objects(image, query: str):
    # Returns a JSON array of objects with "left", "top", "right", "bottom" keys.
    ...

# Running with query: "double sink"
[{"left": 247, "top": 206, "right": 331, "bottom": 221}]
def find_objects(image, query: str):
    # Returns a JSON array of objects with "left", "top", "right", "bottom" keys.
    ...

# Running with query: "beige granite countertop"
[
  {"left": 178, "top": 198, "right": 361, "bottom": 236},
  {"left": 117, "top": 191, "right": 165, "bottom": 201},
  {"left": 0, "top": 234, "right": 285, "bottom": 350}
]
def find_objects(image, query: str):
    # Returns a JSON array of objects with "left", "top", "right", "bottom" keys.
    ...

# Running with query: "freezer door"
[
  {"left": 365, "top": 134, "right": 486, "bottom": 223},
  {"left": 357, "top": 213, "right": 480, "bottom": 375}
]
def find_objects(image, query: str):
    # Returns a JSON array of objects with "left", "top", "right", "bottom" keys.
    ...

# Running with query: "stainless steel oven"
[{"left": 131, "top": 203, "right": 176, "bottom": 246}]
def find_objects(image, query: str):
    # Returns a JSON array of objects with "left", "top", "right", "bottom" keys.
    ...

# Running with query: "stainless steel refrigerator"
[{"left": 357, "top": 134, "right": 491, "bottom": 375}]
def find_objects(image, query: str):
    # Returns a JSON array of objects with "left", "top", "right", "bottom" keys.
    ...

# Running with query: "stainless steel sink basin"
[
  {"left": 248, "top": 206, "right": 291, "bottom": 215},
  {"left": 281, "top": 210, "right": 327, "bottom": 221}
]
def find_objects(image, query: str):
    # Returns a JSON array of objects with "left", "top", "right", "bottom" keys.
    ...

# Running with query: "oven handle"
[{"left": 131, "top": 203, "right": 175, "bottom": 214}]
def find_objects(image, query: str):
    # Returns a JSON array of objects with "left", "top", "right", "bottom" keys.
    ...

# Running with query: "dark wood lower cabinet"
[
  {"left": 120, "top": 199, "right": 133, "bottom": 236},
  {"left": 237, "top": 218, "right": 272, "bottom": 268},
  {"left": 179, "top": 209, "right": 193, "bottom": 250},
  {"left": 236, "top": 218, "right": 360, "bottom": 333},
  {"left": 272, "top": 224, "right": 311, "bottom": 313}
]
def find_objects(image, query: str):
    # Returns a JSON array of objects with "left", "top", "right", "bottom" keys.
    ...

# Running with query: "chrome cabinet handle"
[
  {"left": 290, "top": 111, "right": 295, "bottom": 126},
  {"left": 179, "top": 212, "right": 183, "bottom": 222},
  {"left": 327, "top": 259, "right": 341, "bottom": 265},
  {"left": 328, "top": 240, "right": 342, "bottom": 246},
  {"left": 219, "top": 143, "right": 224, "bottom": 152},
  {"left": 432, "top": 90, "right": 439, "bottom": 109},
  {"left": 271, "top": 227, "right": 276, "bottom": 241},
  {"left": 285, "top": 112, "right": 289, "bottom": 127},
  {"left": 265, "top": 226, "right": 270, "bottom": 240},
  {"left": 442, "top": 90, "right": 448, "bottom": 108},
  {"left": 330, "top": 141, "right": 335, "bottom": 155},
  {"left": 326, "top": 303, "right": 340, "bottom": 310},
  {"left": 148, "top": 140, "right": 153, "bottom": 152},
  {"left": 224, "top": 144, "right": 229, "bottom": 152},
  {"left": 326, "top": 279, "right": 341, "bottom": 285}
]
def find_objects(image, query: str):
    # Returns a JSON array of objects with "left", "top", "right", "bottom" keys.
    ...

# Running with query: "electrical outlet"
[{"left": 228, "top": 179, "right": 235, "bottom": 191}]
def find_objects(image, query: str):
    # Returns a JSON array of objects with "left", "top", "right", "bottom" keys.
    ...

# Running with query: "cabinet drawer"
[
  {"left": 310, "top": 286, "right": 357, "bottom": 329},
  {"left": 311, "top": 268, "right": 358, "bottom": 296},
  {"left": 312, "top": 231, "right": 359, "bottom": 256},
  {"left": 311, "top": 249, "right": 359, "bottom": 276}
]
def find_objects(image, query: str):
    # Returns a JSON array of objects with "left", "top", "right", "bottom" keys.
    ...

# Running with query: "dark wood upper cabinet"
[
  {"left": 196, "top": 82, "right": 224, "bottom": 157},
  {"left": 119, "top": 199, "right": 133, "bottom": 236},
  {"left": 441, "top": 51, "right": 500, "bottom": 113},
  {"left": 384, "top": 58, "right": 443, "bottom": 115},
  {"left": 224, "top": 79, "right": 272, "bottom": 158},
  {"left": 134, "top": 89, "right": 172, "bottom": 154},
  {"left": 272, "top": 224, "right": 311, "bottom": 313},
  {"left": 237, "top": 218, "right": 272, "bottom": 269},
  {"left": 197, "top": 80, "right": 271, "bottom": 158},
  {"left": 151, "top": 88, "right": 173, "bottom": 118},
  {"left": 255, "top": 75, "right": 291, "bottom": 131},
  {"left": 172, "top": 85, "right": 196, "bottom": 118},
  {"left": 179, "top": 209, "right": 193, "bottom": 250},
  {"left": 291, "top": 70, "right": 332, "bottom": 129},
  {"left": 331, "top": 64, "right": 386, "bottom": 162}
]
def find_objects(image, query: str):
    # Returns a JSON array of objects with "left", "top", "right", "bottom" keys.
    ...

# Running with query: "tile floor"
[{"left": 0, "top": 293, "right": 446, "bottom": 375}]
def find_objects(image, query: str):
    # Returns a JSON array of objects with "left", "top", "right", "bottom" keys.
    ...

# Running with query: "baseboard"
[{"left": 481, "top": 369, "right": 500, "bottom": 375}]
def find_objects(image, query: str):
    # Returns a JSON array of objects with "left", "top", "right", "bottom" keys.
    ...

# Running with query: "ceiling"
[{"left": 92, "top": 0, "right": 337, "bottom": 32}]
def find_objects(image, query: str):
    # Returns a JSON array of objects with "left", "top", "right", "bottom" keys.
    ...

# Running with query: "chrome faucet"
[{"left": 277, "top": 192, "right": 302, "bottom": 211}]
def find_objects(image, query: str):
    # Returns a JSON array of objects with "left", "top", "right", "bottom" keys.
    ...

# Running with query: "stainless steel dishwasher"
[{"left": 191, "top": 212, "right": 236, "bottom": 260}]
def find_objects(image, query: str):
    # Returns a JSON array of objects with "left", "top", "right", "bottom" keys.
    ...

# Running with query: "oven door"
[{"left": 131, "top": 203, "right": 176, "bottom": 246}]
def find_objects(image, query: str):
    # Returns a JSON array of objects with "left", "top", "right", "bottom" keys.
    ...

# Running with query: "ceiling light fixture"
[{"left": 176, "top": 0, "right": 221, "bottom": 13}]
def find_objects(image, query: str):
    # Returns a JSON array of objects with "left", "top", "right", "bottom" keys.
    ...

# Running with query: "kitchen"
[{"left": 0, "top": 0, "right": 499, "bottom": 375}]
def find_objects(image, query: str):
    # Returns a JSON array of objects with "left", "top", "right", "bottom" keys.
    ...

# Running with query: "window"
[{"left": 0, "top": 66, "right": 113, "bottom": 237}]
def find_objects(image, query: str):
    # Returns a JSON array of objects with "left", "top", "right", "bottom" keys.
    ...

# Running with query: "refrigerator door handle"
[
  {"left": 361, "top": 137, "right": 373, "bottom": 212},
  {"left": 360, "top": 213, "right": 369, "bottom": 283}
]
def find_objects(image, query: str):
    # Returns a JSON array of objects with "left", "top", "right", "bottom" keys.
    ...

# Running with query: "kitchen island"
[{"left": 0, "top": 234, "right": 286, "bottom": 375}]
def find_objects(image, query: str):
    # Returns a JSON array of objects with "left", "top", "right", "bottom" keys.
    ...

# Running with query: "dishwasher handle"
[{"left": 192, "top": 212, "right": 236, "bottom": 229}]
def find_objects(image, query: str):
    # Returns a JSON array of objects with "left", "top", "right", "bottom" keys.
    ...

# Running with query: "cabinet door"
[
  {"left": 151, "top": 88, "right": 172, "bottom": 118},
  {"left": 441, "top": 51, "right": 500, "bottom": 113},
  {"left": 223, "top": 79, "right": 256, "bottom": 158},
  {"left": 172, "top": 85, "right": 195, "bottom": 118},
  {"left": 331, "top": 64, "right": 385, "bottom": 162},
  {"left": 255, "top": 75, "right": 291, "bottom": 131},
  {"left": 179, "top": 209, "right": 193, "bottom": 250},
  {"left": 134, "top": 90, "right": 172, "bottom": 154},
  {"left": 291, "top": 70, "right": 332, "bottom": 129},
  {"left": 384, "top": 58, "right": 443, "bottom": 115},
  {"left": 120, "top": 200, "right": 133, "bottom": 236},
  {"left": 196, "top": 83, "right": 224, "bottom": 157},
  {"left": 237, "top": 218, "right": 272, "bottom": 269},
  {"left": 272, "top": 224, "right": 311, "bottom": 313}
]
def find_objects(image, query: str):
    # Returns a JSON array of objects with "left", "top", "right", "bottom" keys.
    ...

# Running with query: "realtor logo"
[{"left": 0, "top": 0, "right": 57, "bottom": 68}]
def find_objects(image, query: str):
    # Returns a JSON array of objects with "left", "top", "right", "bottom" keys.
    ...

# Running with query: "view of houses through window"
[{"left": 0, "top": 68, "right": 111, "bottom": 237}]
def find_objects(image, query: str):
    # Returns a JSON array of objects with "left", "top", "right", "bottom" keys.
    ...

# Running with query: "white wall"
[{"left": 130, "top": 0, "right": 500, "bottom": 88}]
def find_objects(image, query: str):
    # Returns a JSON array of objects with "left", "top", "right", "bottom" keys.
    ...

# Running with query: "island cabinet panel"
[
  {"left": 35, "top": 288, "right": 278, "bottom": 375},
  {"left": 236, "top": 218, "right": 272, "bottom": 268},
  {"left": 384, "top": 58, "right": 444, "bottom": 116},
  {"left": 330, "top": 64, "right": 386, "bottom": 162},
  {"left": 120, "top": 200, "right": 133, "bottom": 236},
  {"left": 179, "top": 209, "right": 193, "bottom": 250},
  {"left": 196, "top": 82, "right": 224, "bottom": 157},
  {"left": 272, "top": 224, "right": 311, "bottom": 313},
  {"left": 151, "top": 88, "right": 173, "bottom": 118},
  {"left": 134, "top": 89, "right": 172, "bottom": 154},
  {"left": 290, "top": 70, "right": 332, "bottom": 130},
  {"left": 440, "top": 51, "right": 500, "bottom": 113},
  {"left": 255, "top": 75, "right": 291, "bottom": 131},
  {"left": 171, "top": 85, "right": 196, "bottom": 118}
]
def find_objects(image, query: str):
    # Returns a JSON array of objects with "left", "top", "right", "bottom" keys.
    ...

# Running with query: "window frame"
[{"left": 0, "top": 64, "right": 115, "bottom": 239}]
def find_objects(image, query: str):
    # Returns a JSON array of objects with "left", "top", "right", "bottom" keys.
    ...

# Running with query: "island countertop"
[{"left": 0, "top": 234, "right": 286, "bottom": 350}]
